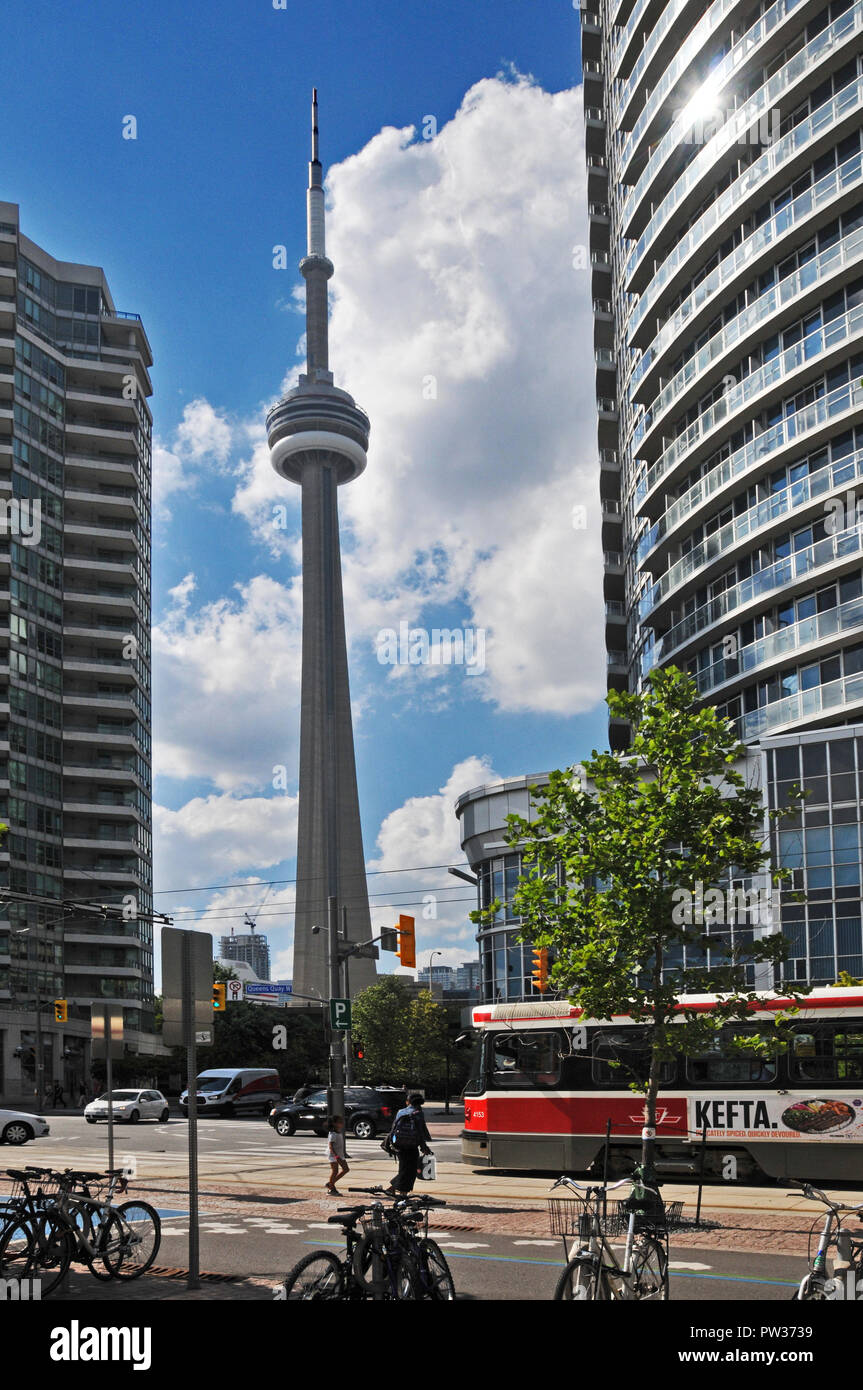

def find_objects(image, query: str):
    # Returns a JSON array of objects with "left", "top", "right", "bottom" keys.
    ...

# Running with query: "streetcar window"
[
  {"left": 489, "top": 1032, "right": 560, "bottom": 1087},
  {"left": 462, "top": 1036, "right": 485, "bottom": 1097},
  {"left": 591, "top": 1029, "right": 675, "bottom": 1086},
  {"left": 790, "top": 1024, "right": 863, "bottom": 1082},
  {"left": 686, "top": 1028, "right": 777, "bottom": 1084}
]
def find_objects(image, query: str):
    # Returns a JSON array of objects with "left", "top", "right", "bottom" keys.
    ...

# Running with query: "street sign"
[
  {"left": 330, "top": 998, "right": 351, "bottom": 1030},
  {"left": 162, "top": 928, "right": 213, "bottom": 1047},
  {"left": 195, "top": 1030, "right": 213, "bottom": 1045},
  {"left": 226, "top": 979, "right": 244, "bottom": 1003},
  {"left": 91, "top": 1004, "right": 124, "bottom": 1059},
  {"left": 245, "top": 982, "right": 293, "bottom": 1005}
]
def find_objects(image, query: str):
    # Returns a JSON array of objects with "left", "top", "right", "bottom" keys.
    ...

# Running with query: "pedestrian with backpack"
[{"left": 382, "top": 1093, "right": 433, "bottom": 1196}]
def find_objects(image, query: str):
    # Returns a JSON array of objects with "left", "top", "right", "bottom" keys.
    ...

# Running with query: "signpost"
[
  {"left": 90, "top": 1005, "right": 123, "bottom": 1174},
  {"left": 161, "top": 927, "right": 213, "bottom": 1292}
]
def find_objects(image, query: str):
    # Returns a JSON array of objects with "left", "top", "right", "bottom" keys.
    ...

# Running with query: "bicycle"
[
  {"left": 349, "top": 1190, "right": 455, "bottom": 1301},
  {"left": 548, "top": 1169, "right": 682, "bottom": 1300},
  {"left": 281, "top": 1191, "right": 456, "bottom": 1301},
  {"left": 281, "top": 1203, "right": 398, "bottom": 1300},
  {"left": 0, "top": 1167, "right": 74, "bottom": 1296},
  {"left": 789, "top": 1180, "right": 863, "bottom": 1300},
  {"left": 0, "top": 1166, "right": 160, "bottom": 1292}
]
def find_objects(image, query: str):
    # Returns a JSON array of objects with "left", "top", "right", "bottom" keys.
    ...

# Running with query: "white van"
[{"left": 179, "top": 1067, "right": 281, "bottom": 1117}]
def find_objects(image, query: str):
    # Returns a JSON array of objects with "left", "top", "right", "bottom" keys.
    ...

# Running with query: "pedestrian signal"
[
  {"left": 531, "top": 948, "right": 549, "bottom": 994},
  {"left": 353, "top": 1041, "right": 365, "bottom": 1061},
  {"left": 397, "top": 914, "right": 416, "bottom": 969}
]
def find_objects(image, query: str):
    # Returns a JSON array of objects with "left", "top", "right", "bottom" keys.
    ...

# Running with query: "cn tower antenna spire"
[{"left": 307, "top": 87, "right": 326, "bottom": 258}]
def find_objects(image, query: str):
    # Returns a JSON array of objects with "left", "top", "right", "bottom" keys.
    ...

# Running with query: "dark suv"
[{"left": 268, "top": 1087, "right": 407, "bottom": 1140}]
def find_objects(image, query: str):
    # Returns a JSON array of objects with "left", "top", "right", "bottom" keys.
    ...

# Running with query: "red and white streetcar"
[{"left": 461, "top": 987, "right": 863, "bottom": 1182}]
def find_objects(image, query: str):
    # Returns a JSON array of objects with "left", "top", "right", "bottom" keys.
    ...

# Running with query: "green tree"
[
  {"left": 491, "top": 667, "right": 806, "bottom": 1180},
  {"left": 351, "top": 976, "right": 452, "bottom": 1090},
  {"left": 351, "top": 976, "right": 412, "bottom": 1083},
  {"left": 402, "top": 990, "right": 449, "bottom": 1089}
]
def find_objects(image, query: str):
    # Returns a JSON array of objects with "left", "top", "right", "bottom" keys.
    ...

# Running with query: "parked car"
[
  {"left": 0, "top": 1108, "right": 50, "bottom": 1145},
  {"left": 84, "top": 1089, "right": 169, "bottom": 1125},
  {"left": 179, "top": 1067, "right": 281, "bottom": 1118},
  {"left": 268, "top": 1087, "right": 407, "bottom": 1140}
]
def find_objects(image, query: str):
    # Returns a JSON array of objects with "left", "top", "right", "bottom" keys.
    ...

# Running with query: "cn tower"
[{"left": 267, "top": 91, "right": 377, "bottom": 1000}]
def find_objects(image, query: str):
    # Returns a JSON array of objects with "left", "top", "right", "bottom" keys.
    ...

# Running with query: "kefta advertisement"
[{"left": 689, "top": 1094, "right": 863, "bottom": 1141}]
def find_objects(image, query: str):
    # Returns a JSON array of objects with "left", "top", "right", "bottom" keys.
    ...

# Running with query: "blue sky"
[{"left": 5, "top": 0, "right": 607, "bottom": 978}]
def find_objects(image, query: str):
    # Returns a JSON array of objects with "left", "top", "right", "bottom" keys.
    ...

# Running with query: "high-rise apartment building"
[
  {"left": 0, "top": 203, "right": 154, "bottom": 1101},
  {"left": 219, "top": 928, "right": 271, "bottom": 982},
  {"left": 583, "top": 0, "right": 863, "bottom": 749}
]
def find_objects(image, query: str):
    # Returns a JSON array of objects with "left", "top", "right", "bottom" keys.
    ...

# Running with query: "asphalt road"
[{"left": 4, "top": 1114, "right": 810, "bottom": 1300}]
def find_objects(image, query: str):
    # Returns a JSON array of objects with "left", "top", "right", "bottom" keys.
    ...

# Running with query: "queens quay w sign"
[{"left": 245, "top": 982, "right": 293, "bottom": 1000}]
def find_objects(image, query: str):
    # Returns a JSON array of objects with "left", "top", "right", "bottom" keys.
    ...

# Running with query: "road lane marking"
[{"left": 513, "top": 1240, "right": 557, "bottom": 1247}]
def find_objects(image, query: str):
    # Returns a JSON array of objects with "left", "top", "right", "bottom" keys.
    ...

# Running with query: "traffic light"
[
  {"left": 380, "top": 926, "right": 398, "bottom": 953},
  {"left": 53, "top": 999, "right": 67, "bottom": 1023},
  {"left": 531, "top": 948, "right": 549, "bottom": 994},
  {"left": 353, "top": 1041, "right": 365, "bottom": 1061},
  {"left": 212, "top": 982, "right": 227, "bottom": 1012},
  {"left": 397, "top": 914, "right": 416, "bottom": 969}
]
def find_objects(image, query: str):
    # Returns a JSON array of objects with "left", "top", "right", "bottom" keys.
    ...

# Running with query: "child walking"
[{"left": 326, "top": 1115, "right": 349, "bottom": 1195}]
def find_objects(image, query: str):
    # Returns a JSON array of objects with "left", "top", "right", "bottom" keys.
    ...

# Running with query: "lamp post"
[
  {"left": 426, "top": 951, "right": 443, "bottom": 998},
  {"left": 13, "top": 927, "right": 48, "bottom": 1107}
]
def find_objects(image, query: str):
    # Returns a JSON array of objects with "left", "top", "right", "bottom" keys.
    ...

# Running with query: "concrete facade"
[{"left": 266, "top": 96, "right": 376, "bottom": 1001}]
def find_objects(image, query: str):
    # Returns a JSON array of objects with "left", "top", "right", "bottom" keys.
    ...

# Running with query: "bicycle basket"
[
  {"left": 360, "top": 1208, "right": 386, "bottom": 1240},
  {"left": 548, "top": 1196, "right": 601, "bottom": 1239}
]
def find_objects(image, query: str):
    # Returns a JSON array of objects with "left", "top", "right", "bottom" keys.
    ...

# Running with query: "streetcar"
[{"left": 461, "top": 987, "right": 863, "bottom": 1182}]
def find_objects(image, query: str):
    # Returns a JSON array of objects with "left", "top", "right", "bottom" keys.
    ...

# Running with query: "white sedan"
[
  {"left": 0, "top": 1108, "right": 50, "bottom": 1146},
  {"left": 84, "top": 1089, "right": 169, "bottom": 1125}
]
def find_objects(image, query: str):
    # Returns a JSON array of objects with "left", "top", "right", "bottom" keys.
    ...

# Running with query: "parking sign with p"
[{"left": 330, "top": 998, "right": 351, "bottom": 1030}]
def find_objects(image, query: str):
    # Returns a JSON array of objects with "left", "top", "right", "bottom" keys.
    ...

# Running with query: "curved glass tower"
[{"left": 585, "top": 0, "right": 863, "bottom": 750}]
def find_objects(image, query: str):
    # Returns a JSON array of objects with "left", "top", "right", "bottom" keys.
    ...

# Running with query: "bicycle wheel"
[
  {"left": 554, "top": 1254, "right": 607, "bottom": 1301},
  {"left": 281, "top": 1250, "right": 344, "bottom": 1300},
  {"left": 631, "top": 1236, "right": 668, "bottom": 1300},
  {"left": 414, "top": 1239, "right": 456, "bottom": 1301},
  {"left": 0, "top": 1215, "right": 35, "bottom": 1283},
  {"left": 32, "top": 1211, "right": 75, "bottom": 1297},
  {"left": 106, "top": 1202, "right": 161, "bottom": 1280}
]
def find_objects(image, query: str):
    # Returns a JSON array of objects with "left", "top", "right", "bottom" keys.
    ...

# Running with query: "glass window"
[
  {"left": 489, "top": 1031, "right": 560, "bottom": 1088},
  {"left": 686, "top": 1029, "right": 777, "bottom": 1084},
  {"left": 591, "top": 1028, "right": 676, "bottom": 1087},
  {"left": 790, "top": 1025, "right": 863, "bottom": 1083}
]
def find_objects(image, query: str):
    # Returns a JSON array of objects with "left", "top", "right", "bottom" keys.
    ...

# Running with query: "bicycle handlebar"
[
  {"left": 788, "top": 1181, "right": 863, "bottom": 1214},
  {"left": 550, "top": 1174, "right": 662, "bottom": 1200}
]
